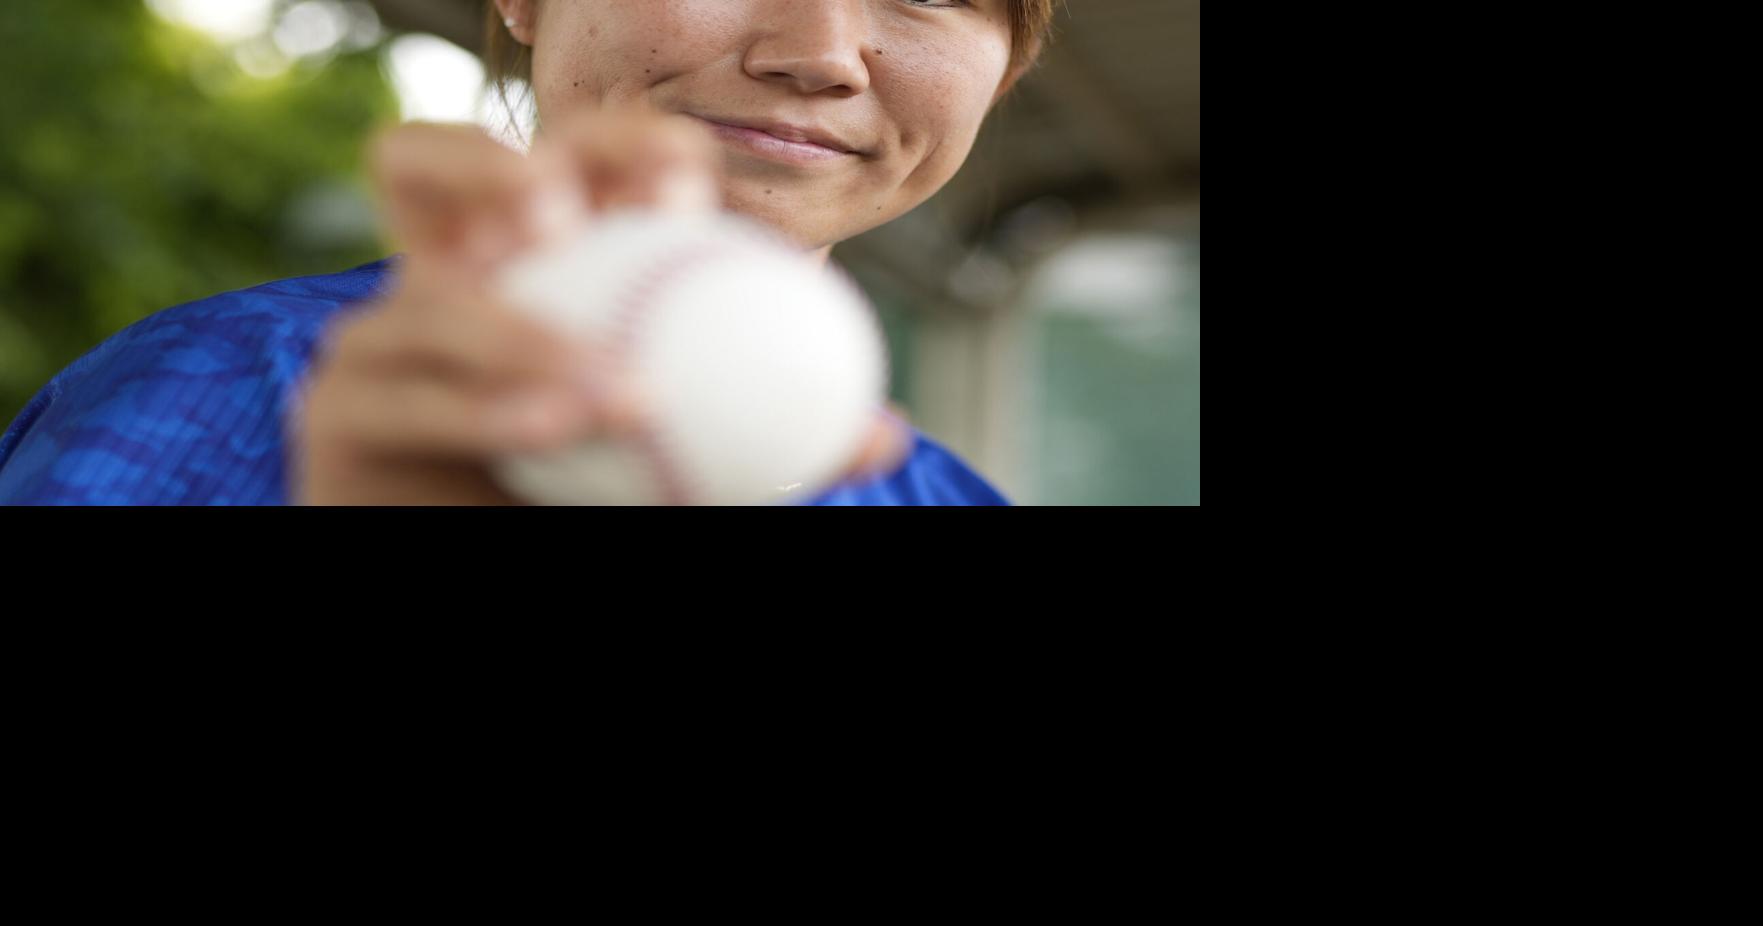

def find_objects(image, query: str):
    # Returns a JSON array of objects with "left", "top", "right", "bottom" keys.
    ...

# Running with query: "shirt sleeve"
[
  {"left": 0, "top": 303, "right": 302, "bottom": 505},
  {"left": 803, "top": 430, "right": 1012, "bottom": 506}
]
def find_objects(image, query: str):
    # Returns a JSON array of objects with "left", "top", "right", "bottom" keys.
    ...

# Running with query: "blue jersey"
[{"left": 0, "top": 259, "right": 1008, "bottom": 506}]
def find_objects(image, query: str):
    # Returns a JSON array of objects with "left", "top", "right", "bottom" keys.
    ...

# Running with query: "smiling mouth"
[{"left": 687, "top": 115, "right": 858, "bottom": 166}]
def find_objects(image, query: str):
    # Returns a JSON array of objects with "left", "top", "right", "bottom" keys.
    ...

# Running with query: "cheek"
[
  {"left": 532, "top": 3, "right": 741, "bottom": 109},
  {"left": 529, "top": 10, "right": 603, "bottom": 110},
  {"left": 879, "top": 32, "right": 1011, "bottom": 190}
]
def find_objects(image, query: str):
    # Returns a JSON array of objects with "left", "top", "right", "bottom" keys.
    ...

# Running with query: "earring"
[{"left": 505, "top": 17, "right": 519, "bottom": 30}]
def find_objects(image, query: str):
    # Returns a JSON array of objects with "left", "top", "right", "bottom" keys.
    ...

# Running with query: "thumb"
[{"left": 838, "top": 404, "right": 915, "bottom": 484}]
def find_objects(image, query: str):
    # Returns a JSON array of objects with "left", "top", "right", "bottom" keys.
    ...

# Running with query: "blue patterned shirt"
[{"left": 0, "top": 258, "right": 1008, "bottom": 506}]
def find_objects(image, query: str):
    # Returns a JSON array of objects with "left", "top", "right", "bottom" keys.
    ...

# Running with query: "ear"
[
  {"left": 990, "top": 35, "right": 1043, "bottom": 106},
  {"left": 494, "top": 0, "right": 538, "bottom": 46},
  {"left": 991, "top": 58, "right": 1033, "bottom": 107}
]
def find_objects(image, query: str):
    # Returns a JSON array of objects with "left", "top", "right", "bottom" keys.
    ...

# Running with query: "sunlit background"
[{"left": 0, "top": 0, "right": 1200, "bottom": 505}]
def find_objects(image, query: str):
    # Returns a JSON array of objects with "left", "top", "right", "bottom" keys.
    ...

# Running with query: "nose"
[{"left": 744, "top": 0, "right": 873, "bottom": 97}]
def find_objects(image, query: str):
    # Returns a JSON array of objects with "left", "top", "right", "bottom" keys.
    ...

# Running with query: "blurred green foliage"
[{"left": 0, "top": 0, "right": 397, "bottom": 426}]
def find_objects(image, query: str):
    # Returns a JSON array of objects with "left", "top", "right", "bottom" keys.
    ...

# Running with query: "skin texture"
[{"left": 495, "top": 0, "right": 1023, "bottom": 255}]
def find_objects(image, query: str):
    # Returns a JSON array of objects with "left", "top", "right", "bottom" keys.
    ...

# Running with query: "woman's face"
[{"left": 498, "top": 0, "right": 1020, "bottom": 250}]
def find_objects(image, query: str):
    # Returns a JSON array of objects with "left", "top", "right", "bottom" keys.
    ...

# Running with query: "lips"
[{"left": 685, "top": 113, "right": 865, "bottom": 164}]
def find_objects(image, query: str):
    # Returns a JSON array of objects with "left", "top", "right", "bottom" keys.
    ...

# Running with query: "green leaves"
[{"left": 0, "top": 0, "right": 400, "bottom": 424}]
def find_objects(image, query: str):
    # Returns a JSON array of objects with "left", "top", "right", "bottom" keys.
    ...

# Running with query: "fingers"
[
  {"left": 370, "top": 122, "right": 586, "bottom": 267},
  {"left": 313, "top": 288, "right": 649, "bottom": 460},
  {"left": 839, "top": 404, "right": 916, "bottom": 483},
  {"left": 308, "top": 374, "right": 597, "bottom": 459},
  {"left": 369, "top": 111, "right": 721, "bottom": 274},
  {"left": 305, "top": 340, "right": 647, "bottom": 460},
  {"left": 334, "top": 108, "right": 729, "bottom": 472},
  {"left": 539, "top": 105, "right": 721, "bottom": 213},
  {"left": 330, "top": 267, "right": 599, "bottom": 389}
]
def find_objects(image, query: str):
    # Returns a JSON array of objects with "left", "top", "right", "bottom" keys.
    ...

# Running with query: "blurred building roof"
[{"left": 367, "top": 0, "right": 1200, "bottom": 308}]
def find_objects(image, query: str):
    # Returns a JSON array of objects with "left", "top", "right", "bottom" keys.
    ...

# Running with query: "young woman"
[{"left": 0, "top": 0, "right": 1053, "bottom": 505}]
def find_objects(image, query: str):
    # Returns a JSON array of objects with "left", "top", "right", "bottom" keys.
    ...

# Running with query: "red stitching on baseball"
[{"left": 604, "top": 237, "right": 750, "bottom": 506}]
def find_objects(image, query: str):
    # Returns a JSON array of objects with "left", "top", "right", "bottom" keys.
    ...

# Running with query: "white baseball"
[{"left": 491, "top": 210, "right": 889, "bottom": 506}]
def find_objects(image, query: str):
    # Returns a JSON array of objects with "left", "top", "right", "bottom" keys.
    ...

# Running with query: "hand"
[{"left": 290, "top": 110, "right": 910, "bottom": 505}]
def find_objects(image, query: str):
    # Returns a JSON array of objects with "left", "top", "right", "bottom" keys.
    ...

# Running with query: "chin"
[{"left": 718, "top": 185, "right": 840, "bottom": 251}]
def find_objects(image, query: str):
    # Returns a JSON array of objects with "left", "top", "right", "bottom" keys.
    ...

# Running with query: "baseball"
[{"left": 490, "top": 210, "right": 890, "bottom": 506}]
